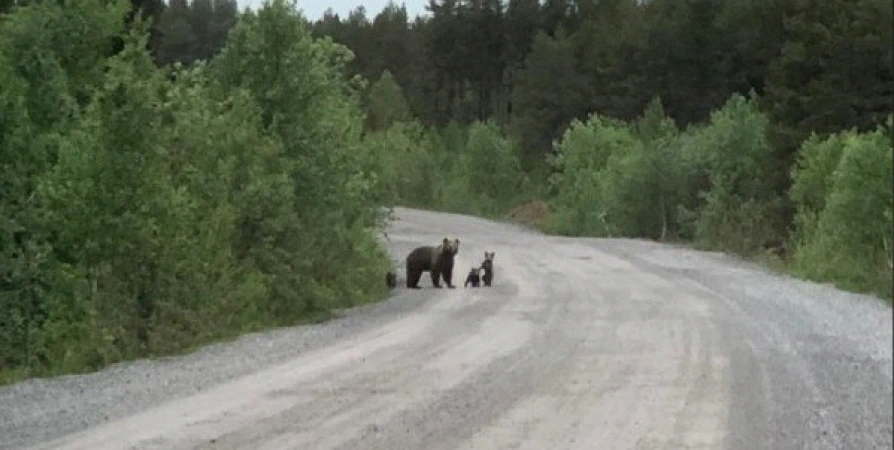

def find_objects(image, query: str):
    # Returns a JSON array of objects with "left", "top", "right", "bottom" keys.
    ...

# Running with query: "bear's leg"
[
  {"left": 430, "top": 270, "right": 442, "bottom": 288},
  {"left": 407, "top": 269, "right": 422, "bottom": 289},
  {"left": 444, "top": 267, "right": 455, "bottom": 289}
]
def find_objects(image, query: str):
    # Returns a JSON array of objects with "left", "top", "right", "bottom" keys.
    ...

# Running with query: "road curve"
[{"left": 11, "top": 207, "right": 894, "bottom": 450}]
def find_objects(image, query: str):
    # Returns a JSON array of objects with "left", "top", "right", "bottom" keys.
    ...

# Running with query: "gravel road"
[{"left": 2, "top": 207, "right": 891, "bottom": 450}]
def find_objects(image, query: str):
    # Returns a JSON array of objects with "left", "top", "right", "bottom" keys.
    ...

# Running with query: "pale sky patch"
[{"left": 237, "top": 0, "right": 429, "bottom": 21}]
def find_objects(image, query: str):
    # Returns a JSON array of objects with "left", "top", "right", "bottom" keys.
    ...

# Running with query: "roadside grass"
[{"left": 502, "top": 199, "right": 893, "bottom": 305}]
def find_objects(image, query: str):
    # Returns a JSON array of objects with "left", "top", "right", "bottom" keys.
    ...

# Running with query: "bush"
[
  {"left": 365, "top": 120, "right": 438, "bottom": 208},
  {"left": 456, "top": 121, "right": 526, "bottom": 215},
  {"left": 0, "top": 0, "right": 132, "bottom": 376},
  {"left": 684, "top": 93, "right": 784, "bottom": 254},
  {"left": 596, "top": 98, "right": 686, "bottom": 239},
  {"left": 547, "top": 114, "right": 636, "bottom": 235},
  {"left": 543, "top": 93, "right": 789, "bottom": 259},
  {"left": 368, "top": 119, "right": 530, "bottom": 219},
  {"left": 788, "top": 131, "right": 851, "bottom": 245},
  {"left": 790, "top": 119, "right": 893, "bottom": 298}
]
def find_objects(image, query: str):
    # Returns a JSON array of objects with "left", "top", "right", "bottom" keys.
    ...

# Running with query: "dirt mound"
[{"left": 506, "top": 200, "right": 551, "bottom": 226}]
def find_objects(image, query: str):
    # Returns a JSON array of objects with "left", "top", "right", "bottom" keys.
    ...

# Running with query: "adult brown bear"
[{"left": 405, "top": 238, "right": 460, "bottom": 289}]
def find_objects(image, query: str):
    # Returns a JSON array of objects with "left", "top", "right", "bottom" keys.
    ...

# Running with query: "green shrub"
[
  {"left": 365, "top": 120, "right": 438, "bottom": 208},
  {"left": 684, "top": 93, "right": 784, "bottom": 254},
  {"left": 789, "top": 131, "right": 852, "bottom": 245},
  {"left": 547, "top": 114, "right": 636, "bottom": 236},
  {"left": 791, "top": 119, "right": 893, "bottom": 298}
]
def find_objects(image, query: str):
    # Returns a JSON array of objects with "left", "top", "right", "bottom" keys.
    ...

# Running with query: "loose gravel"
[
  {"left": 0, "top": 285, "right": 430, "bottom": 450},
  {"left": 1, "top": 207, "right": 890, "bottom": 450}
]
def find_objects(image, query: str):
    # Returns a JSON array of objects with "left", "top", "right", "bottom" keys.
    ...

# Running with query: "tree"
[
  {"left": 366, "top": 70, "right": 413, "bottom": 131},
  {"left": 541, "top": 0, "right": 576, "bottom": 36},
  {"left": 509, "top": 30, "right": 588, "bottom": 169},
  {"left": 462, "top": 0, "right": 505, "bottom": 121},
  {"left": 462, "top": 121, "right": 524, "bottom": 210},
  {"left": 210, "top": 0, "right": 388, "bottom": 317},
  {"left": 370, "top": 2, "right": 411, "bottom": 86},
  {"left": 154, "top": 0, "right": 237, "bottom": 67},
  {"left": 572, "top": 0, "right": 645, "bottom": 121},
  {"left": 423, "top": 0, "right": 465, "bottom": 124},
  {"left": 341, "top": 6, "right": 375, "bottom": 81},
  {"left": 632, "top": 0, "right": 729, "bottom": 127},
  {"left": 764, "top": 0, "right": 893, "bottom": 158},
  {"left": 154, "top": 0, "right": 197, "bottom": 66},
  {"left": 712, "top": 0, "right": 786, "bottom": 98},
  {"left": 208, "top": 0, "right": 238, "bottom": 56},
  {"left": 504, "top": 0, "right": 541, "bottom": 69}
]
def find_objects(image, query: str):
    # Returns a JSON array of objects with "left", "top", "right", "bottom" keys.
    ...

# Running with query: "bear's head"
[{"left": 441, "top": 237, "right": 460, "bottom": 256}]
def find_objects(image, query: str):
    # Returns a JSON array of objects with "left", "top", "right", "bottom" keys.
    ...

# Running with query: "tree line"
[
  {"left": 308, "top": 0, "right": 891, "bottom": 171},
  {"left": 0, "top": 0, "right": 890, "bottom": 383}
]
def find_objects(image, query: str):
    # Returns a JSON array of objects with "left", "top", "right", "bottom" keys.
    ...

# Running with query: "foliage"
[
  {"left": 791, "top": 119, "right": 894, "bottom": 298},
  {"left": 365, "top": 69, "right": 412, "bottom": 131},
  {"left": 364, "top": 120, "right": 438, "bottom": 208},
  {"left": 364, "top": 118, "right": 529, "bottom": 219},
  {"left": 457, "top": 121, "right": 525, "bottom": 214},
  {"left": 685, "top": 93, "right": 784, "bottom": 254},
  {"left": 509, "top": 30, "right": 587, "bottom": 168},
  {"left": 547, "top": 94, "right": 786, "bottom": 256},
  {"left": 0, "top": 0, "right": 391, "bottom": 382},
  {"left": 153, "top": 0, "right": 238, "bottom": 67},
  {"left": 546, "top": 114, "right": 637, "bottom": 236},
  {"left": 596, "top": 98, "right": 683, "bottom": 239},
  {"left": 788, "top": 131, "right": 852, "bottom": 245},
  {"left": 763, "top": 0, "right": 893, "bottom": 155}
]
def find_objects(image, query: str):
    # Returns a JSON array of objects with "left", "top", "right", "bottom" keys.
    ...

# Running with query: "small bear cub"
[
  {"left": 480, "top": 251, "right": 495, "bottom": 287},
  {"left": 464, "top": 267, "right": 481, "bottom": 288}
]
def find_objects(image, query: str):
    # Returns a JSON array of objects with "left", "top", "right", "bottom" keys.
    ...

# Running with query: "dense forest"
[{"left": 0, "top": 0, "right": 891, "bottom": 382}]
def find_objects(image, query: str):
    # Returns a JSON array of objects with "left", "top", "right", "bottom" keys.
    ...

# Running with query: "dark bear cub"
[
  {"left": 405, "top": 237, "right": 461, "bottom": 289},
  {"left": 385, "top": 271, "right": 397, "bottom": 289},
  {"left": 480, "top": 251, "right": 495, "bottom": 287},
  {"left": 464, "top": 267, "right": 481, "bottom": 288}
]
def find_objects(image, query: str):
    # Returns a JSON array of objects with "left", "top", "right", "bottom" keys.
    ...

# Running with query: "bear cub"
[
  {"left": 385, "top": 271, "right": 397, "bottom": 289},
  {"left": 464, "top": 267, "right": 481, "bottom": 288},
  {"left": 480, "top": 251, "right": 495, "bottom": 287}
]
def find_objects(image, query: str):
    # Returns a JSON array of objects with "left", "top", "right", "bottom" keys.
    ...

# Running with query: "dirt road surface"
[{"left": 3, "top": 207, "right": 891, "bottom": 450}]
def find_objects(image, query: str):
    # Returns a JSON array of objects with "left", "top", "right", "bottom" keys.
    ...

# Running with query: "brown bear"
[{"left": 405, "top": 237, "right": 460, "bottom": 289}]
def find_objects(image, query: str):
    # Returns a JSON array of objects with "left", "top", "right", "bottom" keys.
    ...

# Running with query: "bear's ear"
[{"left": 442, "top": 237, "right": 449, "bottom": 245}]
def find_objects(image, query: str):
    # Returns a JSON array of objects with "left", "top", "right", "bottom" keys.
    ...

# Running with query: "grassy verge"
[{"left": 503, "top": 199, "right": 892, "bottom": 304}]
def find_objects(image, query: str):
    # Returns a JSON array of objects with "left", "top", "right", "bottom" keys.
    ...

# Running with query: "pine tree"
[
  {"left": 509, "top": 29, "right": 588, "bottom": 168},
  {"left": 366, "top": 70, "right": 413, "bottom": 131}
]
